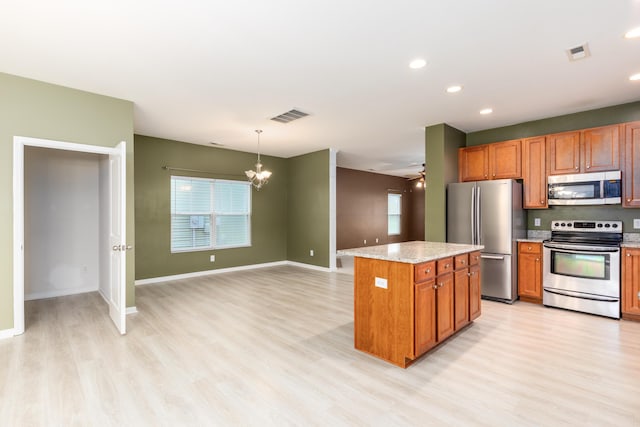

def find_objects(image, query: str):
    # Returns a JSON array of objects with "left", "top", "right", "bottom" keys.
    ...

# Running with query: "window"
[
  {"left": 170, "top": 176, "right": 251, "bottom": 252},
  {"left": 388, "top": 193, "right": 401, "bottom": 235}
]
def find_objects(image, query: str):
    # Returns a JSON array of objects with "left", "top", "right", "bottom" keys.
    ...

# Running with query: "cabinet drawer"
[
  {"left": 454, "top": 254, "right": 469, "bottom": 270},
  {"left": 469, "top": 251, "right": 481, "bottom": 266},
  {"left": 519, "top": 242, "right": 541, "bottom": 254},
  {"left": 414, "top": 261, "right": 436, "bottom": 283},
  {"left": 437, "top": 257, "right": 454, "bottom": 275}
]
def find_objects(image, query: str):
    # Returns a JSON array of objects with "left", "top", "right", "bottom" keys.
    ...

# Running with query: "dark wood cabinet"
[
  {"left": 522, "top": 136, "right": 547, "bottom": 208},
  {"left": 622, "top": 248, "right": 640, "bottom": 321},
  {"left": 518, "top": 242, "right": 542, "bottom": 303},
  {"left": 623, "top": 121, "right": 640, "bottom": 207}
]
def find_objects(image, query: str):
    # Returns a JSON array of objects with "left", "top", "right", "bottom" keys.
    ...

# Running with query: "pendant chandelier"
[{"left": 245, "top": 129, "right": 272, "bottom": 190}]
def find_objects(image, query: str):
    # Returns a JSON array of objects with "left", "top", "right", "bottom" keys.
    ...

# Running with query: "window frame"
[
  {"left": 387, "top": 192, "right": 402, "bottom": 236},
  {"left": 170, "top": 176, "right": 252, "bottom": 253}
]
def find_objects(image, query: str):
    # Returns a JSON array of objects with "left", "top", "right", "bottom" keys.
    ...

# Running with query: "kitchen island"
[{"left": 338, "top": 241, "right": 483, "bottom": 368}]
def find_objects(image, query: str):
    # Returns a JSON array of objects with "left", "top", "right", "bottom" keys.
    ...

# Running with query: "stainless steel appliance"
[
  {"left": 543, "top": 220, "right": 622, "bottom": 319},
  {"left": 547, "top": 171, "right": 621, "bottom": 205},
  {"left": 447, "top": 179, "right": 526, "bottom": 303}
]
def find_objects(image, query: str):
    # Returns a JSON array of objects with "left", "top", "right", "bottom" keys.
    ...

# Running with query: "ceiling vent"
[
  {"left": 566, "top": 43, "right": 591, "bottom": 61},
  {"left": 270, "top": 109, "right": 309, "bottom": 124}
]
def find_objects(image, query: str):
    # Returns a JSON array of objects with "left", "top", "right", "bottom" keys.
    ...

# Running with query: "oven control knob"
[
  {"left": 597, "top": 224, "right": 603, "bottom": 228},
  {"left": 612, "top": 224, "right": 618, "bottom": 228},
  {"left": 554, "top": 222, "right": 560, "bottom": 227},
  {"left": 567, "top": 223, "right": 572, "bottom": 227},
  {"left": 561, "top": 222, "right": 566, "bottom": 227},
  {"left": 605, "top": 224, "right": 611, "bottom": 228}
]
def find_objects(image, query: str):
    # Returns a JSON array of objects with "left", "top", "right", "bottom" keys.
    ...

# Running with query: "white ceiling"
[{"left": 2, "top": 1, "right": 640, "bottom": 178}]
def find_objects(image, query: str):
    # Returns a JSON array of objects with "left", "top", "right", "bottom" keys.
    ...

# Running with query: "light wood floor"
[{"left": 2, "top": 265, "right": 640, "bottom": 426}]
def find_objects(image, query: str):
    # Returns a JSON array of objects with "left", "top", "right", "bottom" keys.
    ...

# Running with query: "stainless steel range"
[{"left": 543, "top": 220, "right": 622, "bottom": 319}]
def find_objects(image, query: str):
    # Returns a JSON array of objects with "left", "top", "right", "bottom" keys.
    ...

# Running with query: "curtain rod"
[{"left": 162, "top": 165, "right": 245, "bottom": 178}]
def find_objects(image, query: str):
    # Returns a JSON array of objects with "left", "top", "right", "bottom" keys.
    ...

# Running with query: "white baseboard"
[
  {"left": 25, "top": 286, "right": 99, "bottom": 301},
  {"left": 287, "top": 261, "right": 332, "bottom": 273},
  {"left": 135, "top": 260, "right": 332, "bottom": 286},
  {"left": 0, "top": 328, "right": 16, "bottom": 340},
  {"left": 126, "top": 306, "right": 138, "bottom": 315}
]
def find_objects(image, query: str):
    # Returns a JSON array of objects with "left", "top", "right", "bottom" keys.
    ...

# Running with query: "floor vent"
[{"left": 271, "top": 109, "right": 309, "bottom": 124}]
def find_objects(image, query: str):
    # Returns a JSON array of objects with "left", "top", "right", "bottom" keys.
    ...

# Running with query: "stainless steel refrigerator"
[{"left": 446, "top": 179, "right": 526, "bottom": 303}]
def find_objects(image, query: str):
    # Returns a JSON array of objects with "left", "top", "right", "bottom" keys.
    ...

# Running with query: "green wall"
[
  {"left": 465, "top": 100, "right": 640, "bottom": 232},
  {"left": 425, "top": 124, "right": 466, "bottom": 242},
  {"left": 287, "top": 149, "right": 331, "bottom": 267},
  {"left": 134, "top": 135, "right": 288, "bottom": 279},
  {"left": 0, "top": 72, "right": 134, "bottom": 331},
  {"left": 466, "top": 100, "right": 640, "bottom": 146}
]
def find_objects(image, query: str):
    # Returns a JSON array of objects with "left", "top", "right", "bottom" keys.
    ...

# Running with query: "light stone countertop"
[
  {"left": 337, "top": 241, "right": 484, "bottom": 264},
  {"left": 621, "top": 242, "right": 640, "bottom": 248},
  {"left": 517, "top": 238, "right": 545, "bottom": 243}
]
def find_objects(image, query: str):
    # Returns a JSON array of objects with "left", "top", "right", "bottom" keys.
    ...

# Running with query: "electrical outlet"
[
  {"left": 634, "top": 219, "right": 640, "bottom": 229},
  {"left": 534, "top": 218, "right": 541, "bottom": 227},
  {"left": 310, "top": 249, "right": 314, "bottom": 256},
  {"left": 210, "top": 255, "right": 215, "bottom": 262}
]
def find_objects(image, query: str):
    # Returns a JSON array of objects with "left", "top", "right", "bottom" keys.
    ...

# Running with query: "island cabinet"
[
  {"left": 547, "top": 124, "right": 620, "bottom": 175},
  {"left": 622, "top": 247, "right": 640, "bottom": 321},
  {"left": 346, "top": 242, "right": 483, "bottom": 368},
  {"left": 517, "top": 242, "right": 542, "bottom": 303}
]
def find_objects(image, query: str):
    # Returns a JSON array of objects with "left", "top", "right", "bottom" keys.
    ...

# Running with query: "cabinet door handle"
[
  {"left": 536, "top": 258, "right": 540, "bottom": 262},
  {"left": 540, "top": 200, "right": 544, "bottom": 205},
  {"left": 627, "top": 198, "right": 632, "bottom": 203},
  {"left": 426, "top": 268, "right": 431, "bottom": 273},
  {"left": 460, "top": 260, "right": 466, "bottom": 265},
  {"left": 575, "top": 166, "right": 579, "bottom": 170},
  {"left": 586, "top": 164, "right": 590, "bottom": 169},
  {"left": 445, "top": 263, "right": 451, "bottom": 268},
  {"left": 467, "top": 272, "right": 475, "bottom": 277},
  {"left": 627, "top": 253, "right": 631, "bottom": 257},
  {"left": 527, "top": 246, "right": 532, "bottom": 250},
  {"left": 439, "top": 283, "right": 444, "bottom": 288},
  {"left": 433, "top": 284, "right": 438, "bottom": 290}
]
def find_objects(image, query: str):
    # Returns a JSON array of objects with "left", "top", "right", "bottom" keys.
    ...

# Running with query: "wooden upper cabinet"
[
  {"left": 548, "top": 125, "right": 620, "bottom": 175},
  {"left": 522, "top": 136, "right": 547, "bottom": 209},
  {"left": 547, "top": 131, "right": 581, "bottom": 175},
  {"left": 489, "top": 139, "right": 522, "bottom": 179},
  {"left": 623, "top": 121, "right": 640, "bottom": 207},
  {"left": 583, "top": 125, "right": 620, "bottom": 172},
  {"left": 459, "top": 145, "right": 489, "bottom": 182},
  {"left": 459, "top": 140, "right": 521, "bottom": 182}
]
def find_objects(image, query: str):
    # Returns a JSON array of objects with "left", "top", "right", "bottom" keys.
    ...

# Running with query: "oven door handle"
[
  {"left": 544, "top": 288, "right": 619, "bottom": 302},
  {"left": 543, "top": 242, "right": 620, "bottom": 253}
]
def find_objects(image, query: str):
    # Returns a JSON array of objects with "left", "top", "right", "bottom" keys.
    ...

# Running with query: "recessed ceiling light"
[
  {"left": 630, "top": 73, "right": 640, "bottom": 81},
  {"left": 409, "top": 58, "right": 427, "bottom": 69},
  {"left": 446, "top": 85, "right": 463, "bottom": 93},
  {"left": 625, "top": 27, "right": 640, "bottom": 39},
  {"left": 480, "top": 108, "right": 493, "bottom": 115}
]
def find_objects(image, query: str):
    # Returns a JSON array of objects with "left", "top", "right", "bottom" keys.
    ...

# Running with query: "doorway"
[{"left": 13, "top": 136, "right": 127, "bottom": 335}]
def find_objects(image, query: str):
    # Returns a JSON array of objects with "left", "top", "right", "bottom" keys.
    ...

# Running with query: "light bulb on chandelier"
[{"left": 245, "top": 129, "right": 272, "bottom": 190}]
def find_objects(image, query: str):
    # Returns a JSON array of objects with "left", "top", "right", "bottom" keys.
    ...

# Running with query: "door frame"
[{"left": 12, "top": 136, "right": 126, "bottom": 335}]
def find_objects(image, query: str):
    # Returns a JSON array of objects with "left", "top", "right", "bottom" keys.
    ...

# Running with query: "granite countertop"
[
  {"left": 518, "top": 238, "right": 545, "bottom": 243},
  {"left": 621, "top": 242, "right": 640, "bottom": 248},
  {"left": 337, "top": 241, "right": 484, "bottom": 264}
]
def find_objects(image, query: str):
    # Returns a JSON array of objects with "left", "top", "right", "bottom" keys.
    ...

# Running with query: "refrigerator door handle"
[
  {"left": 470, "top": 186, "right": 476, "bottom": 244},
  {"left": 476, "top": 186, "right": 482, "bottom": 245},
  {"left": 481, "top": 254, "right": 505, "bottom": 260}
]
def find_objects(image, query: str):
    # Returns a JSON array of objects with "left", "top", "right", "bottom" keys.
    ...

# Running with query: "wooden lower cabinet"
[
  {"left": 414, "top": 279, "right": 437, "bottom": 355},
  {"left": 469, "top": 264, "right": 481, "bottom": 320},
  {"left": 518, "top": 242, "right": 542, "bottom": 303},
  {"left": 622, "top": 248, "right": 640, "bottom": 321},
  {"left": 436, "top": 272, "right": 455, "bottom": 341},
  {"left": 454, "top": 268, "right": 470, "bottom": 330}
]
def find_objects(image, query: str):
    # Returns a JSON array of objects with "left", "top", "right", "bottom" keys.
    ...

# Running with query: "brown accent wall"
[{"left": 337, "top": 167, "right": 424, "bottom": 250}]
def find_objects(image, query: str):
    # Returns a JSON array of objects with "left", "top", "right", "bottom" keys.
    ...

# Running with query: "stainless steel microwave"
[{"left": 547, "top": 171, "right": 621, "bottom": 205}]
